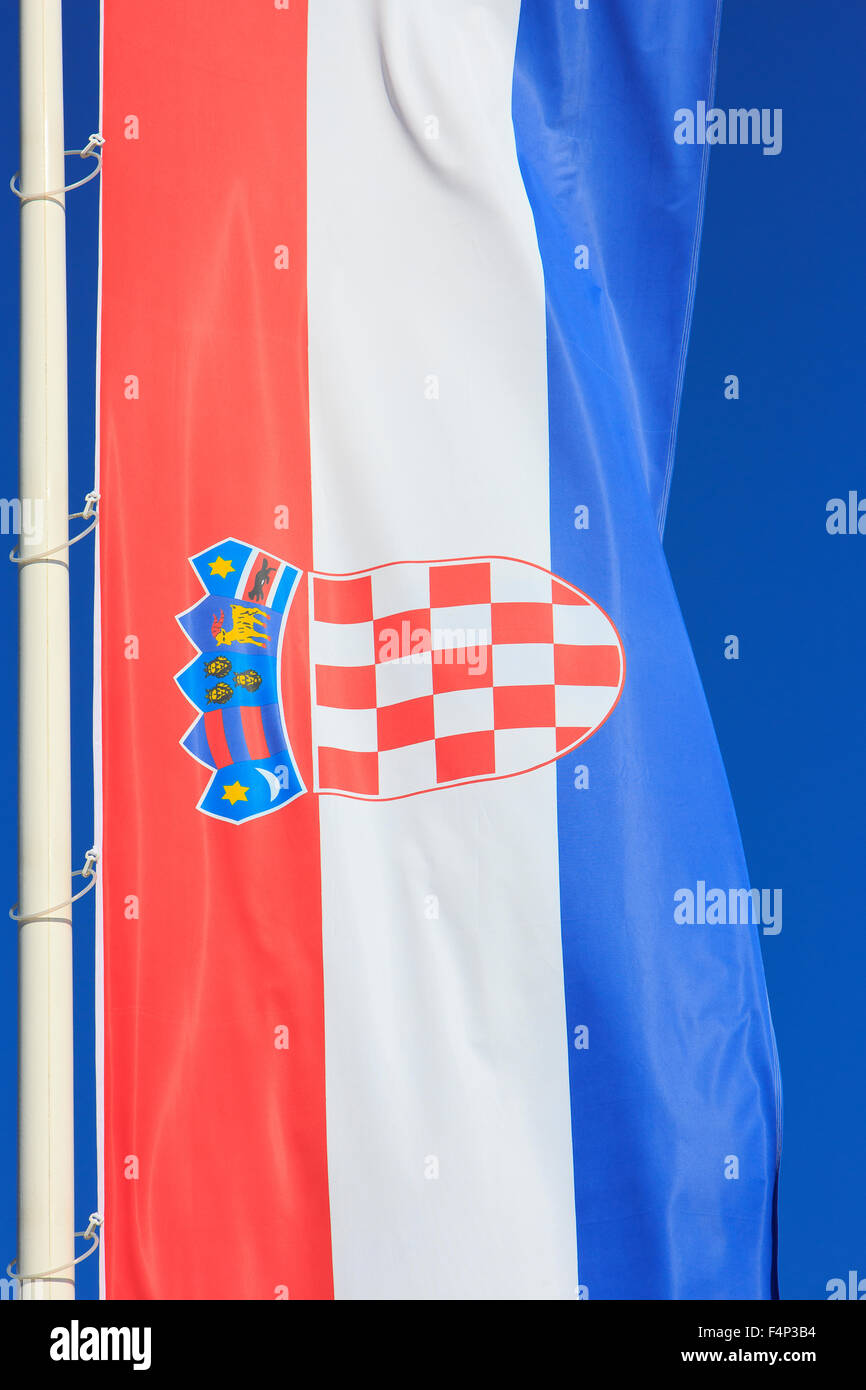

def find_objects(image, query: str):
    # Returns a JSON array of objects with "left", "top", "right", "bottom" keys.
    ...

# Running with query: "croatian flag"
[{"left": 95, "top": 0, "right": 780, "bottom": 1299}]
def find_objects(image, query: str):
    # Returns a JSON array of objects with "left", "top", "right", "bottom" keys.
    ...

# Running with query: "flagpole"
[{"left": 17, "top": 0, "right": 75, "bottom": 1300}]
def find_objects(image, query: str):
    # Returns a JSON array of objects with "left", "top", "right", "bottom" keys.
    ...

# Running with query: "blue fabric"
[{"left": 512, "top": 0, "right": 780, "bottom": 1299}]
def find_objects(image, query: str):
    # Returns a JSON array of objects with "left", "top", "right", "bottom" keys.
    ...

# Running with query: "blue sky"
[
  {"left": 0, "top": 0, "right": 863, "bottom": 1301},
  {"left": 666, "top": 0, "right": 866, "bottom": 1300}
]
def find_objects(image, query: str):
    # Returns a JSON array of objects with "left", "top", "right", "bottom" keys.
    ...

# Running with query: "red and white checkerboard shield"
[{"left": 310, "top": 556, "right": 624, "bottom": 800}]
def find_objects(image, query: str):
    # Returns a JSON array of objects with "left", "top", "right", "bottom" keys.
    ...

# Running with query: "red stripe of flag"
[{"left": 100, "top": 0, "right": 333, "bottom": 1299}]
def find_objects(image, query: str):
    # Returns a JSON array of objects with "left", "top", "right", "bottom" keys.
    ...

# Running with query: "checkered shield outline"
[{"left": 176, "top": 539, "right": 625, "bottom": 823}]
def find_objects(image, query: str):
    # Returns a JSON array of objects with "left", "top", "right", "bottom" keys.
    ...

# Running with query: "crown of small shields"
[{"left": 176, "top": 538, "right": 625, "bottom": 824}]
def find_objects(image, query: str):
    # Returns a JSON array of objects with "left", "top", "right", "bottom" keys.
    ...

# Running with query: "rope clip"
[{"left": 80, "top": 134, "right": 105, "bottom": 160}]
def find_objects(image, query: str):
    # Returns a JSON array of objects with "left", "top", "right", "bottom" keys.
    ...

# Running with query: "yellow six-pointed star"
[
  {"left": 209, "top": 555, "right": 235, "bottom": 579},
  {"left": 221, "top": 780, "right": 249, "bottom": 805}
]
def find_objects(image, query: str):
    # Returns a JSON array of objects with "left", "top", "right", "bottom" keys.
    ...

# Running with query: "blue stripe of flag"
[
  {"left": 513, "top": 0, "right": 779, "bottom": 1300},
  {"left": 260, "top": 702, "right": 287, "bottom": 758}
]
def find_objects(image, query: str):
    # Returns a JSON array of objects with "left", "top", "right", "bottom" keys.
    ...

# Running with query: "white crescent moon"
[{"left": 256, "top": 767, "right": 281, "bottom": 802}]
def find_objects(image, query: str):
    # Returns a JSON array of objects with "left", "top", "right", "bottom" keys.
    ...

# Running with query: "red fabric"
[
  {"left": 556, "top": 725, "right": 590, "bottom": 750},
  {"left": 435, "top": 731, "right": 496, "bottom": 784},
  {"left": 491, "top": 601, "right": 554, "bottom": 645},
  {"left": 203, "top": 711, "right": 233, "bottom": 770},
  {"left": 317, "top": 747, "right": 379, "bottom": 796},
  {"left": 431, "top": 646, "right": 493, "bottom": 694},
  {"left": 315, "top": 663, "right": 377, "bottom": 710},
  {"left": 313, "top": 574, "right": 373, "bottom": 624},
  {"left": 377, "top": 695, "right": 436, "bottom": 752},
  {"left": 493, "top": 685, "right": 556, "bottom": 730},
  {"left": 429, "top": 561, "right": 491, "bottom": 607},
  {"left": 551, "top": 579, "right": 588, "bottom": 606},
  {"left": 373, "top": 609, "right": 432, "bottom": 662},
  {"left": 239, "top": 704, "right": 271, "bottom": 761},
  {"left": 99, "top": 0, "right": 333, "bottom": 1298},
  {"left": 553, "top": 644, "right": 622, "bottom": 687}
]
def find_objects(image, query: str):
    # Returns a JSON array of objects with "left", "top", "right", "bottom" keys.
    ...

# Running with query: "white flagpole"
[{"left": 17, "top": 0, "right": 75, "bottom": 1300}]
